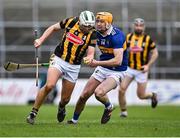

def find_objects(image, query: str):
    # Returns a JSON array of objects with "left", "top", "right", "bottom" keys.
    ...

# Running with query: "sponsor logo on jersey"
[
  {"left": 66, "top": 32, "right": 84, "bottom": 45},
  {"left": 129, "top": 46, "right": 143, "bottom": 53}
]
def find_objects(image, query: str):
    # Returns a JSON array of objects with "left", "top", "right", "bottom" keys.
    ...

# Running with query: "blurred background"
[
  {"left": 0, "top": 0, "right": 180, "bottom": 105},
  {"left": 0, "top": 0, "right": 180, "bottom": 79}
]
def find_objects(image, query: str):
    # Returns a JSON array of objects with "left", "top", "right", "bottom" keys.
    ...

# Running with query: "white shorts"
[
  {"left": 91, "top": 66, "right": 126, "bottom": 87},
  {"left": 49, "top": 55, "right": 81, "bottom": 83},
  {"left": 126, "top": 67, "right": 148, "bottom": 83}
]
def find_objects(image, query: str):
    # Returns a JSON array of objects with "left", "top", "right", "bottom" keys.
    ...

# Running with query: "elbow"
[
  {"left": 113, "top": 56, "right": 123, "bottom": 66},
  {"left": 154, "top": 51, "right": 159, "bottom": 60},
  {"left": 114, "top": 60, "right": 122, "bottom": 66},
  {"left": 50, "top": 24, "right": 59, "bottom": 32},
  {"left": 51, "top": 26, "right": 57, "bottom": 31},
  {"left": 156, "top": 52, "right": 159, "bottom": 59},
  {"left": 155, "top": 49, "right": 159, "bottom": 59}
]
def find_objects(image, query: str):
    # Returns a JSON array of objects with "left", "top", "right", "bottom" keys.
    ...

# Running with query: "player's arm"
[
  {"left": 148, "top": 47, "right": 158, "bottom": 67},
  {"left": 34, "top": 18, "right": 69, "bottom": 48},
  {"left": 142, "top": 47, "right": 158, "bottom": 72},
  {"left": 34, "top": 23, "right": 61, "bottom": 48},
  {"left": 83, "top": 31, "right": 97, "bottom": 64},
  {"left": 84, "top": 46, "right": 96, "bottom": 64},
  {"left": 90, "top": 48, "right": 123, "bottom": 67},
  {"left": 89, "top": 32, "right": 125, "bottom": 67},
  {"left": 142, "top": 38, "right": 158, "bottom": 72}
]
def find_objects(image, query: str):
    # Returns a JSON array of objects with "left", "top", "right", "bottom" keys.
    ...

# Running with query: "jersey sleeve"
[
  {"left": 59, "top": 17, "right": 73, "bottom": 29},
  {"left": 149, "top": 36, "right": 156, "bottom": 50},
  {"left": 112, "top": 32, "right": 126, "bottom": 49},
  {"left": 123, "top": 40, "right": 127, "bottom": 50},
  {"left": 88, "top": 30, "right": 97, "bottom": 47}
]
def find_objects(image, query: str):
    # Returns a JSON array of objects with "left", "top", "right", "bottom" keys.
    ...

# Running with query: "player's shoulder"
[
  {"left": 90, "top": 29, "right": 97, "bottom": 36},
  {"left": 64, "top": 16, "right": 78, "bottom": 23},
  {"left": 145, "top": 33, "right": 151, "bottom": 39},
  {"left": 141, "top": 33, "right": 152, "bottom": 41},
  {"left": 111, "top": 26, "right": 125, "bottom": 37},
  {"left": 70, "top": 16, "right": 79, "bottom": 22},
  {"left": 111, "top": 26, "right": 125, "bottom": 41},
  {"left": 127, "top": 33, "right": 133, "bottom": 37}
]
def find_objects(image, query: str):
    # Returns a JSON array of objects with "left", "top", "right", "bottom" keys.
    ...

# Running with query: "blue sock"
[
  {"left": 73, "top": 112, "right": 80, "bottom": 121},
  {"left": 104, "top": 102, "right": 111, "bottom": 108}
]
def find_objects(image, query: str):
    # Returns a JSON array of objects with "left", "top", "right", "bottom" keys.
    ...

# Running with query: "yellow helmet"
[{"left": 96, "top": 12, "right": 113, "bottom": 24}]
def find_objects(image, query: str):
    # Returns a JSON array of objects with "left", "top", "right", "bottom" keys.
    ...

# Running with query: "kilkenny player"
[
  {"left": 26, "top": 10, "right": 96, "bottom": 124},
  {"left": 119, "top": 18, "right": 158, "bottom": 117}
]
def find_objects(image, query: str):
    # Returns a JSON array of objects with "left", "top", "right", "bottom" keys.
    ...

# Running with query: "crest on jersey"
[
  {"left": 66, "top": 32, "right": 84, "bottom": 45},
  {"left": 101, "top": 39, "right": 106, "bottom": 45}
]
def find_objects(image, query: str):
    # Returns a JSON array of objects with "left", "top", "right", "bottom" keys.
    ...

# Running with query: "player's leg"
[
  {"left": 94, "top": 77, "right": 117, "bottom": 124},
  {"left": 136, "top": 71, "right": 158, "bottom": 108},
  {"left": 67, "top": 77, "right": 101, "bottom": 124},
  {"left": 137, "top": 82, "right": 158, "bottom": 108},
  {"left": 27, "top": 67, "right": 62, "bottom": 124},
  {"left": 56, "top": 59, "right": 81, "bottom": 122},
  {"left": 118, "top": 76, "right": 133, "bottom": 117},
  {"left": 57, "top": 78, "right": 76, "bottom": 122}
]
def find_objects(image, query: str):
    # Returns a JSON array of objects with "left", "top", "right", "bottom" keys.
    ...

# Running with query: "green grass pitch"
[{"left": 0, "top": 105, "right": 180, "bottom": 137}]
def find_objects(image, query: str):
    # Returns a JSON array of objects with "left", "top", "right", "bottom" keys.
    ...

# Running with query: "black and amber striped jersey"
[
  {"left": 54, "top": 17, "right": 96, "bottom": 65},
  {"left": 125, "top": 33, "right": 156, "bottom": 70}
]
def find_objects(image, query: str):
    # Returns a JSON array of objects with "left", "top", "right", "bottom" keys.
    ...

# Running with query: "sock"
[
  {"left": 121, "top": 111, "right": 128, "bottom": 116},
  {"left": 72, "top": 112, "right": 80, "bottom": 121},
  {"left": 30, "top": 108, "right": 38, "bottom": 117},
  {"left": 59, "top": 103, "right": 65, "bottom": 109},
  {"left": 72, "top": 118, "right": 78, "bottom": 123},
  {"left": 104, "top": 102, "right": 111, "bottom": 109},
  {"left": 121, "top": 108, "right": 127, "bottom": 112},
  {"left": 32, "top": 107, "right": 38, "bottom": 114}
]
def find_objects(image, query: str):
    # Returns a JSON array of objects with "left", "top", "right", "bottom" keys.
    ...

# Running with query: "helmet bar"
[{"left": 134, "top": 18, "right": 145, "bottom": 25}]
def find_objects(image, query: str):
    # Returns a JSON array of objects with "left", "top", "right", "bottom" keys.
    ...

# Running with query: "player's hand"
[
  {"left": 83, "top": 57, "right": 93, "bottom": 65},
  {"left": 141, "top": 65, "right": 149, "bottom": 73},
  {"left": 34, "top": 39, "right": 42, "bottom": 48},
  {"left": 89, "top": 59, "right": 98, "bottom": 67}
]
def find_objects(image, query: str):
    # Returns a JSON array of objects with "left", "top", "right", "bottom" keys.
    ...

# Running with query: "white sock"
[
  {"left": 72, "top": 118, "right": 78, "bottom": 123},
  {"left": 120, "top": 111, "right": 128, "bottom": 117}
]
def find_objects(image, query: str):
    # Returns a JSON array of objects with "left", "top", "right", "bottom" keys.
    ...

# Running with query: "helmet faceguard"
[{"left": 134, "top": 18, "right": 145, "bottom": 25}]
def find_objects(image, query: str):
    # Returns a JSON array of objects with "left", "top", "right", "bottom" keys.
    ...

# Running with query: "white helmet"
[
  {"left": 134, "top": 18, "right": 145, "bottom": 25},
  {"left": 79, "top": 11, "right": 95, "bottom": 27}
]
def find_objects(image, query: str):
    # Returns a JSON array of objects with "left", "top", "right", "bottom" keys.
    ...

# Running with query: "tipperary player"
[{"left": 68, "top": 12, "right": 128, "bottom": 124}]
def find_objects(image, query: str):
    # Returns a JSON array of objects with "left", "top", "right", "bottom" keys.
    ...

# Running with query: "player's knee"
[
  {"left": 94, "top": 88, "right": 105, "bottom": 99},
  {"left": 44, "top": 83, "right": 55, "bottom": 92},
  {"left": 119, "top": 85, "right": 126, "bottom": 94}
]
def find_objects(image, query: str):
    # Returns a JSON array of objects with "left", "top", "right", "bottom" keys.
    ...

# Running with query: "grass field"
[{"left": 0, "top": 105, "right": 180, "bottom": 137}]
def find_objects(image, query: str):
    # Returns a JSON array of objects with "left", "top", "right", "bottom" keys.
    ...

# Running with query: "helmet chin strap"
[{"left": 98, "top": 25, "right": 111, "bottom": 35}]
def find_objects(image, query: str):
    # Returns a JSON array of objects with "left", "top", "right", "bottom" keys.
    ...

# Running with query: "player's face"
[
  {"left": 79, "top": 24, "right": 94, "bottom": 34},
  {"left": 96, "top": 19, "right": 107, "bottom": 33},
  {"left": 134, "top": 23, "right": 145, "bottom": 35}
]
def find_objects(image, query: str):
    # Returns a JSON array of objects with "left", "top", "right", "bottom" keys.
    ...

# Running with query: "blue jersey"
[{"left": 96, "top": 26, "right": 128, "bottom": 71}]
